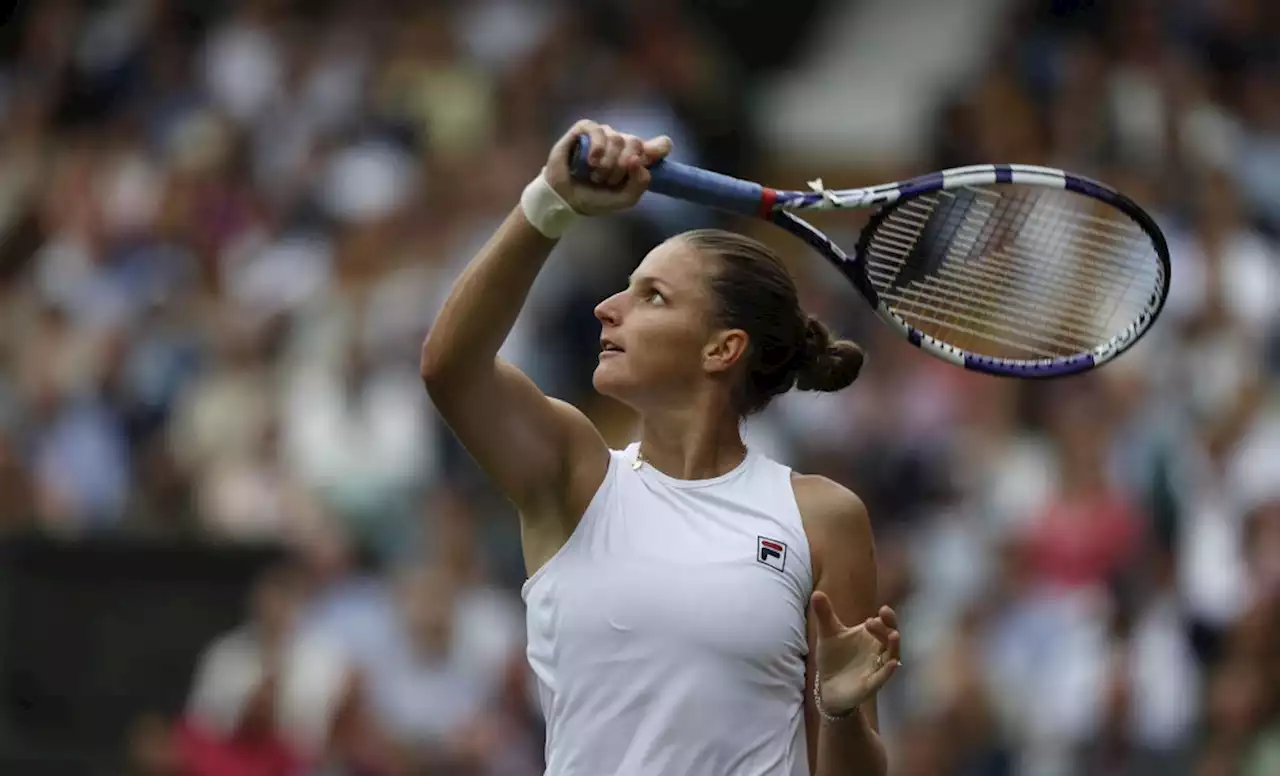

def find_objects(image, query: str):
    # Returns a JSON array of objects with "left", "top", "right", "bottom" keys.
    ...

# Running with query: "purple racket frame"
[{"left": 570, "top": 136, "right": 1171, "bottom": 379}]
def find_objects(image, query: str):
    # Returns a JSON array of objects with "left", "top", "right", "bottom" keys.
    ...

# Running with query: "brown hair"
[{"left": 682, "top": 229, "right": 864, "bottom": 416}]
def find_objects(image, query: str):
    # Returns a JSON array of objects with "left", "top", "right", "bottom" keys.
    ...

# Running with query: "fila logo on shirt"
[{"left": 757, "top": 537, "right": 787, "bottom": 573}]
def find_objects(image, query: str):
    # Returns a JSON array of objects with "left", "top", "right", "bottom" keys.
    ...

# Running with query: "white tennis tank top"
[{"left": 522, "top": 442, "right": 815, "bottom": 776}]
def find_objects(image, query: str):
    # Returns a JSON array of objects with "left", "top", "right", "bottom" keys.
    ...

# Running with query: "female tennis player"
[{"left": 421, "top": 120, "right": 901, "bottom": 776}]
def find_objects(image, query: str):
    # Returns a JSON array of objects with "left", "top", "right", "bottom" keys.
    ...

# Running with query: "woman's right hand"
[{"left": 544, "top": 120, "right": 673, "bottom": 217}]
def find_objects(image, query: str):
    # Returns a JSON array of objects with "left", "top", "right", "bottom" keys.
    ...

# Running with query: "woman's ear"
[{"left": 702, "top": 329, "right": 749, "bottom": 375}]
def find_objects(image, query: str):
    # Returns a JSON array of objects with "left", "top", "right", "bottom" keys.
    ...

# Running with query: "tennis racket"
[{"left": 570, "top": 136, "right": 1170, "bottom": 378}]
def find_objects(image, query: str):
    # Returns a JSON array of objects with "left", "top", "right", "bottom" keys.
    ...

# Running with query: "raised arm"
[{"left": 420, "top": 121, "right": 671, "bottom": 564}]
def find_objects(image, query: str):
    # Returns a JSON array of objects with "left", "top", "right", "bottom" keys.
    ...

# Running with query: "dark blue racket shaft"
[{"left": 569, "top": 135, "right": 767, "bottom": 218}]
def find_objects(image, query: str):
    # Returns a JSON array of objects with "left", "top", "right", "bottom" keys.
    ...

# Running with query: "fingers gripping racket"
[{"left": 570, "top": 137, "right": 1170, "bottom": 378}]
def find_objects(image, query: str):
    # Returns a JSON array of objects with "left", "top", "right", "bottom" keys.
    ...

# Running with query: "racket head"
[{"left": 785, "top": 165, "right": 1170, "bottom": 378}]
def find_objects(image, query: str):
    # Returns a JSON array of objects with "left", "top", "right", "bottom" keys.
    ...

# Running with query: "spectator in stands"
[
  {"left": 349, "top": 563, "right": 532, "bottom": 776},
  {"left": 178, "top": 563, "right": 346, "bottom": 776}
]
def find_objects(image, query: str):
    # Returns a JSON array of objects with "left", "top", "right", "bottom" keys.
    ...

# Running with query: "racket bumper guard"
[{"left": 962, "top": 353, "right": 1096, "bottom": 378}]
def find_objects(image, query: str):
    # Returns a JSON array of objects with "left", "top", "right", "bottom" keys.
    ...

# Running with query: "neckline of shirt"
[{"left": 629, "top": 444, "right": 754, "bottom": 490}]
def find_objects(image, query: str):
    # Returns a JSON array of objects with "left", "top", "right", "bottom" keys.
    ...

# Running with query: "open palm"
[{"left": 811, "top": 591, "right": 901, "bottom": 716}]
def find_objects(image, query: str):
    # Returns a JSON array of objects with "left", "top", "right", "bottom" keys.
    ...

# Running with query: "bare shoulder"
[
  {"left": 790, "top": 473, "right": 874, "bottom": 579},
  {"left": 791, "top": 473, "right": 870, "bottom": 532}
]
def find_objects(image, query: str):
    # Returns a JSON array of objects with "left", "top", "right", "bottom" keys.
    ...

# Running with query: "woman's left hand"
[{"left": 811, "top": 591, "right": 901, "bottom": 716}]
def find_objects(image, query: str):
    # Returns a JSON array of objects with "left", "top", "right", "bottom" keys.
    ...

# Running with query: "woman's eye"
[{"left": 647, "top": 290, "right": 665, "bottom": 305}]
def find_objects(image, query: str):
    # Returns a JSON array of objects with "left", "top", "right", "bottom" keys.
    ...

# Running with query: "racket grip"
[{"left": 569, "top": 134, "right": 767, "bottom": 217}]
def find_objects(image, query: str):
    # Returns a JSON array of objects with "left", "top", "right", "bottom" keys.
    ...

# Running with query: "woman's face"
[{"left": 592, "top": 239, "right": 734, "bottom": 409}]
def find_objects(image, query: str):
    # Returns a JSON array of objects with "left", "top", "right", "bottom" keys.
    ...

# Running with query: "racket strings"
[
  {"left": 864, "top": 252, "right": 1107, "bottom": 348},
  {"left": 866, "top": 262, "right": 1104, "bottom": 353},
  {"left": 890, "top": 252, "right": 1124, "bottom": 358},
  {"left": 866, "top": 229, "right": 1116, "bottom": 336},
  {"left": 873, "top": 307, "right": 1091, "bottom": 356},
  {"left": 892, "top": 193, "right": 1160, "bottom": 296},
  {"left": 987, "top": 208, "right": 1159, "bottom": 303},
  {"left": 904, "top": 204, "right": 1152, "bottom": 356},
  {"left": 888, "top": 196, "right": 1158, "bottom": 296},
  {"left": 878, "top": 209, "right": 1150, "bottom": 318},
  {"left": 871, "top": 281, "right": 1099, "bottom": 353},
  {"left": 865, "top": 185, "right": 1163, "bottom": 359},
  {"left": 871, "top": 227, "right": 1136, "bottom": 327},
  {"left": 892, "top": 187, "right": 1160, "bottom": 287},
  {"left": 987, "top": 192, "right": 1165, "bottom": 325},
  {"left": 872, "top": 219, "right": 1136, "bottom": 349}
]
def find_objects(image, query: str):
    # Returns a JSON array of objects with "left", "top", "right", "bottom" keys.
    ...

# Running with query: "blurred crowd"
[{"left": 0, "top": 1, "right": 1275, "bottom": 776}]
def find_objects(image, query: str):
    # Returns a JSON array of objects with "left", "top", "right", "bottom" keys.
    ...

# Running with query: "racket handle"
[{"left": 569, "top": 134, "right": 766, "bottom": 217}]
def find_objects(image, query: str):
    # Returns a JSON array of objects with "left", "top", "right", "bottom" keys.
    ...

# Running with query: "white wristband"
[{"left": 520, "top": 169, "right": 581, "bottom": 239}]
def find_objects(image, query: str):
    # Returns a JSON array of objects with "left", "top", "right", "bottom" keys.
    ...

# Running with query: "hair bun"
[{"left": 794, "top": 316, "right": 864, "bottom": 392}]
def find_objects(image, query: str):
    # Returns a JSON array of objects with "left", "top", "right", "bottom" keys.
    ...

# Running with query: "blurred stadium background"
[{"left": 0, "top": 0, "right": 1276, "bottom": 775}]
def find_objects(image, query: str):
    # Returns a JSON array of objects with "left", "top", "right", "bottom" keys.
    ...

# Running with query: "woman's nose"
[{"left": 594, "top": 292, "right": 624, "bottom": 326}]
